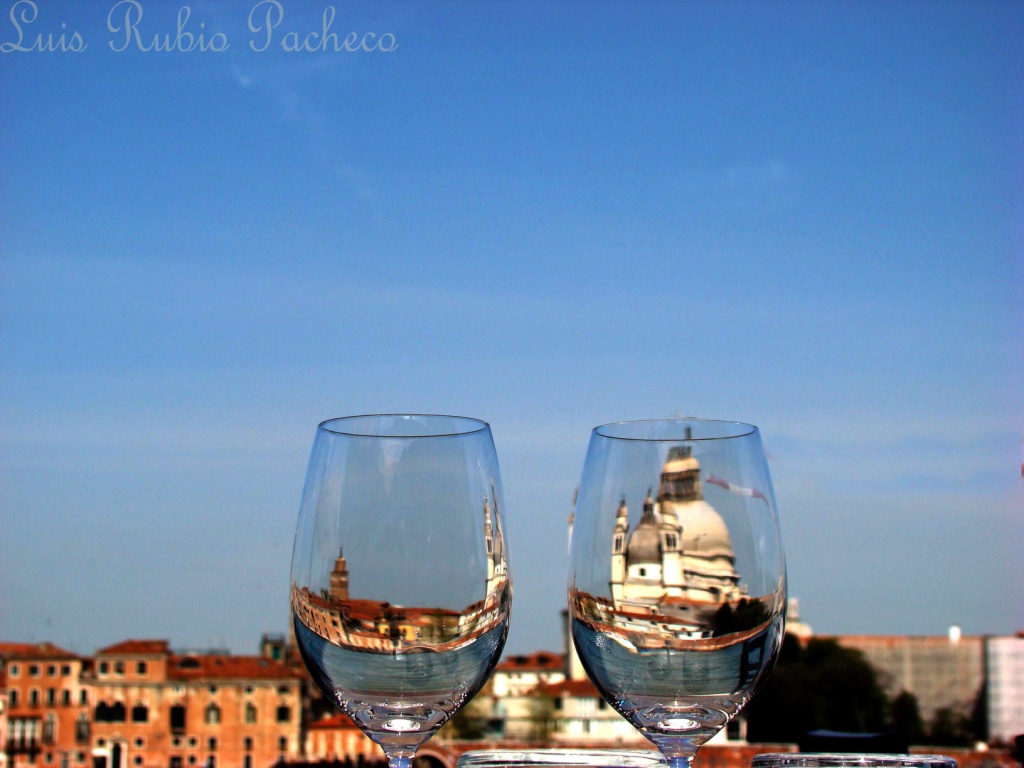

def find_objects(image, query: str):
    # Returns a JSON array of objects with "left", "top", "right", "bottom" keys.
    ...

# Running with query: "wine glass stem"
[
  {"left": 669, "top": 758, "right": 692, "bottom": 768},
  {"left": 388, "top": 756, "right": 412, "bottom": 768}
]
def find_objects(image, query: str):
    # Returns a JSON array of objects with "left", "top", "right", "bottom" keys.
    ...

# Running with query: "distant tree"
[
  {"left": 927, "top": 707, "right": 974, "bottom": 747},
  {"left": 440, "top": 696, "right": 490, "bottom": 740},
  {"left": 712, "top": 598, "right": 772, "bottom": 636},
  {"left": 529, "top": 692, "right": 558, "bottom": 743},
  {"left": 889, "top": 691, "right": 925, "bottom": 745},
  {"left": 745, "top": 636, "right": 889, "bottom": 742}
]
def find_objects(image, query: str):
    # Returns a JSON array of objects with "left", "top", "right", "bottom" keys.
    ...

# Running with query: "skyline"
[{"left": 1, "top": 0, "right": 1022, "bottom": 656}]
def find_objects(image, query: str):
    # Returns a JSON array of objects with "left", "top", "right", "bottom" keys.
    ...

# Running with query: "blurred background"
[{"left": 1, "top": 1, "right": 1021, "bottom": 662}]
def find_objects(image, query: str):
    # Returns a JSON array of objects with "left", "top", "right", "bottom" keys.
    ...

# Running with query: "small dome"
[{"left": 625, "top": 518, "right": 662, "bottom": 565}]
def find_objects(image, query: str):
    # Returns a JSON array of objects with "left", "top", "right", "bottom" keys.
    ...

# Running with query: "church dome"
[
  {"left": 625, "top": 517, "right": 661, "bottom": 565},
  {"left": 665, "top": 499, "right": 735, "bottom": 559}
]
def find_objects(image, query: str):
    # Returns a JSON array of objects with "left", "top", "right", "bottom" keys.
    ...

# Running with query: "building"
[
  {"left": 985, "top": 634, "right": 1024, "bottom": 745},
  {"left": 0, "top": 643, "right": 92, "bottom": 768},
  {"left": 831, "top": 629, "right": 985, "bottom": 727},
  {"left": 303, "top": 713, "right": 378, "bottom": 764},
  {"left": 89, "top": 640, "right": 302, "bottom": 768},
  {"left": 488, "top": 652, "right": 566, "bottom": 739}
]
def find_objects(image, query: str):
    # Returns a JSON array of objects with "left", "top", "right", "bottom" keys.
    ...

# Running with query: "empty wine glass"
[
  {"left": 568, "top": 419, "right": 786, "bottom": 768},
  {"left": 752, "top": 756, "right": 957, "bottom": 768},
  {"left": 290, "top": 415, "right": 512, "bottom": 768}
]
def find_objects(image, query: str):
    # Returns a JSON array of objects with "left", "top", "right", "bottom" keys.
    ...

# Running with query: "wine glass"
[
  {"left": 568, "top": 418, "right": 786, "bottom": 768},
  {"left": 290, "top": 414, "right": 512, "bottom": 768},
  {"left": 752, "top": 756, "right": 957, "bottom": 768}
]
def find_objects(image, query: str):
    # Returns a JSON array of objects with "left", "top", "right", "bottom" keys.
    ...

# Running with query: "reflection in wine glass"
[
  {"left": 290, "top": 415, "right": 511, "bottom": 768},
  {"left": 569, "top": 419, "right": 786, "bottom": 768}
]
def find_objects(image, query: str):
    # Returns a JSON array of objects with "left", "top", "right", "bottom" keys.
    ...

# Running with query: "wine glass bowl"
[
  {"left": 568, "top": 419, "right": 785, "bottom": 768},
  {"left": 290, "top": 415, "right": 511, "bottom": 768}
]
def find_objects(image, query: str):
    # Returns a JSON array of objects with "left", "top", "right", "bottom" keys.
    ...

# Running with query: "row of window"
[
  {"left": 93, "top": 702, "right": 292, "bottom": 726},
  {"left": 7, "top": 713, "right": 91, "bottom": 744},
  {"left": 27, "top": 752, "right": 277, "bottom": 768},
  {"left": 96, "top": 661, "right": 148, "bottom": 677},
  {"left": 6, "top": 664, "right": 75, "bottom": 678},
  {"left": 9, "top": 689, "right": 88, "bottom": 707}
]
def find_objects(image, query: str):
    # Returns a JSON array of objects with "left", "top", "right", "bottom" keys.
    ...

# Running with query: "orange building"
[
  {"left": 89, "top": 640, "right": 302, "bottom": 768},
  {"left": 0, "top": 643, "right": 92, "bottom": 768},
  {"left": 303, "top": 714, "right": 378, "bottom": 764}
]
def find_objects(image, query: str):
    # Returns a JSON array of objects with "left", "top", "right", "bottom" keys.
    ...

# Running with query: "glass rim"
[
  {"left": 751, "top": 755, "right": 957, "bottom": 767},
  {"left": 593, "top": 417, "right": 757, "bottom": 442},
  {"left": 317, "top": 413, "right": 489, "bottom": 438},
  {"left": 458, "top": 750, "right": 667, "bottom": 767}
]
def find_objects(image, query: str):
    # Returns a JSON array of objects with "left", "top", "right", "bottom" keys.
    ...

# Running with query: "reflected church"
[
  {"left": 610, "top": 445, "right": 746, "bottom": 633},
  {"left": 292, "top": 496, "right": 509, "bottom": 653}
]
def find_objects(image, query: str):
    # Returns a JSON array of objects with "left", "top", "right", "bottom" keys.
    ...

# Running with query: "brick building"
[
  {"left": 88, "top": 640, "right": 302, "bottom": 768},
  {"left": 0, "top": 643, "right": 92, "bottom": 768}
]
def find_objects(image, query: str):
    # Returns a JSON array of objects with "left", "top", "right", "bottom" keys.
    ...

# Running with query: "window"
[
  {"left": 98, "top": 662, "right": 109, "bottom": 675},
  {"left": 244, "top": 704, "right": 257, "bottom": 724},
  {"left": 277, "top": 737, "right": 287, "bottom": 752},
  {"left": 243, "top": 757, "right": 252, "bottom": 768},
  {"left": 29, "top": 689, "right": 40, "bottom": 706},
  {"left": 43, "top": 715, "right": 56, "bottom": 744},
  {"left": 275, "top": 705, "right": 290, "bottom": 723},
  {"left": 79, "top": 691, "right": 88, "bottom": 706},
  {"left": 75, "top": 714, "right": 90, "bottom": 743},
  {"left": 132, "top": 758, "right": 143, "bottom": 766},
  {"left": 136, "top": 662, "right": 147, "bottom": 676},
  {"left": 29, "top": 664, "right": 40, "bottom": 677},
  {"left": 133, "top": 739, "right": 144, "bottom": 749},
  {"left": 207, "top": 739, "right": 216, "bottom": 751},
  {"left": 62, "top": 690, "right": 71, "bottom": 706},
  {"left": 188, "top": 757, "right": 197, "bottom": 766},
  {"left": 95, "top": 702, "right": 126, "bottom": 723},
  {"left": 47, "top": 689, "right": 56, "bottom": 706},
  {"left": 45, "top": 752, "right": 53, "bottom": 764},
  {"left": 47, "top": 665, "right": 57, "bottom": 677},
  {"left": 207, "top": 686, "right": 217, "bottom": 694},
  {"left": 114, "top": 661, "right": 125, "bottom": 676},
  {"left": 243, "top": 738, "right": 253, "bottom": 752},
  {"left": 276, "top": 686, "right": 289, "bottom": 695},
  {"left": 204, "top": 704, "right": 221, "bottom": 725},
  {"left": 9, "top": 690, "right": 18, "bottom": 707},
  {"left": 206, "top": 757, "right": 215, "bottom": 768},
  {"left": 61, "top": 665, "right": 71, "bottom": 676},
  {"left": 170, "top": 705, "right": 186, "bottom": 735},
  {"left": 131, "top": 705, "right": 149, "bottom": 724},
  {"left": 78, "top": 753, "right": 86, "bottom": 764},
  {"left": 170, "top": 758, "right": 183, "bottom": 768},
  {"left": 10, "top": 664, "right": 19, "bottom": 677}
]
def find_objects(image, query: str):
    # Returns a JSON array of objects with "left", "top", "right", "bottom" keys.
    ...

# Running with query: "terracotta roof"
[
  {"left": 308, "top": 713, "right": 361, "bottom": 731},
  {"left": 0, "top": 642, "right": 81, "bottom": 661},
  {"left": 168, "top": 654, "right": 302, "bottom": 681},
  {"left": 537, "top": 677, "right": 602, "bottom": 698},
  {"left": 96, "top": 640, "right": 170, "bottom": 656},
  {"left": 496, "top": 651, "right": 566, "bottom": 672}
]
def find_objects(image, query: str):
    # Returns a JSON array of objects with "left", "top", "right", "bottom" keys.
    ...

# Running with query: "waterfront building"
[
  {"left": 89, "top": 640, "right": 302, "bottom": 768},
  {"left": 303, "top": 713, "right": 378, "bottom": 763},
  {"left": 984, "top": 634, "right": 1024, "bottom": 745},
  {"left": 831, "top": 629, "right": 985, "bottom": 727},
  {"left": 488, "top": 652, "right": 566, "bottom": 739},
  {"left": 0, "top": 643, "right": 92, "bottom": 768}
]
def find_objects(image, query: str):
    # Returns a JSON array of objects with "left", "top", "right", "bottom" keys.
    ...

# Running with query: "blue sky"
[{"left": 2, "top": 0, "right": 1022, "bottom": 656}]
